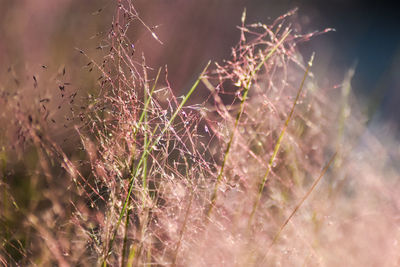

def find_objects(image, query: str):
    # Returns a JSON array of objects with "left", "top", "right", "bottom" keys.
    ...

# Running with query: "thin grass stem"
[
  {"left": 172, "top": 189, "right": 194, "bottom": 266},
  {"left": 261, "top": 152, "right": 336, "bottom": 263}
]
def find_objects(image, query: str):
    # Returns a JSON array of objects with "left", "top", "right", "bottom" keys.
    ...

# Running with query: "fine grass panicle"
[{"left": 1, "top": 1, "right": 400, "bottom": 266}]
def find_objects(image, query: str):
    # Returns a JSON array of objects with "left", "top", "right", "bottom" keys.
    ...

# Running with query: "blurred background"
[{"left": 1, "top": 0, "right": 399, "bottom": 133}]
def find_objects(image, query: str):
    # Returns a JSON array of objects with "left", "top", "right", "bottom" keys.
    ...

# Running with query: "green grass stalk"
[
  {"left": 121, "top": 66, "right": 161, "bottom": 267},
  {"left": 102, "top": 61, "right": 210, "bottom": 266},
  {"left": 248, "top": 52, "right": 315, "bottom": 226},
  {"left": 206, "top": 31, "right": 291, "bottom": 218}
]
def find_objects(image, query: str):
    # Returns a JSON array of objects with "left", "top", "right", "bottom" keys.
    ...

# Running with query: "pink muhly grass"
[{"left": 1, "top": 1, "right": 400, "bottom": 266}]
